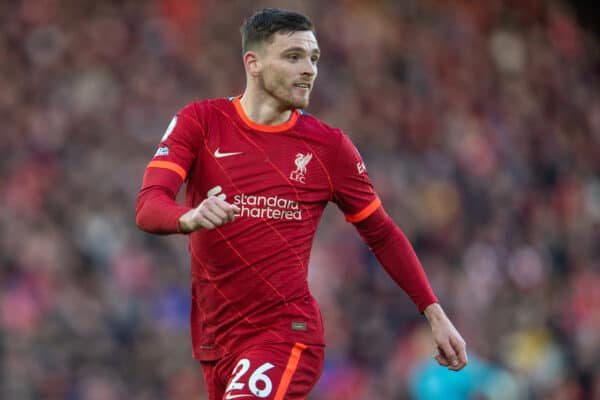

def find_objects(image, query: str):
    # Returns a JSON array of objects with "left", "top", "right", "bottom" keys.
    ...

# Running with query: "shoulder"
[
  {"left": 297, "top": 111, "right": 344, "bottom": 143},
  {"left": 298, "top": 113, "right": 362, "bottom": 158},
  {"left": 177, "top": 97, "right": 233, "bottom": 118}
]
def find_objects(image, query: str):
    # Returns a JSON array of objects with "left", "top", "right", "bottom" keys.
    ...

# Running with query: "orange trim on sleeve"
[
  {"left": 274, "top": 342, "right": 307, "bottom": 400},
  {"left": 147, "top": 160, "right": 187, "bottom": 181},
  {"left": 345, "top": 196, "right": 382, "bottom": 223},
  {"left": 232, "top": 95, "right": 299, "bottom": 133}
]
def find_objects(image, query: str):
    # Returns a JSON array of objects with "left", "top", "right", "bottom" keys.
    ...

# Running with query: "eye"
[
  {"left": 311, "top": 55, "right": 319, "bottom": 64},
  {"left": 287, "top": 53, "right": 300, "bottom": 61}
]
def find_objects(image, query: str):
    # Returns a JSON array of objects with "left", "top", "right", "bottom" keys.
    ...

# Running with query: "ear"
[{"left": 243, "top": 51, "right": 261, "bottom": 78}]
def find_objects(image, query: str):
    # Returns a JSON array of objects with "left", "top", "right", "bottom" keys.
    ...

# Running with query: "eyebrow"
[{"left": 282, "top": 46, "right": 321, "bottom": 55}]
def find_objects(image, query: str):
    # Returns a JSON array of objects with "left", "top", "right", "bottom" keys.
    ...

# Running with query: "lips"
[{"left": 294, "top": 83, "right": 311, "bottom": 89}]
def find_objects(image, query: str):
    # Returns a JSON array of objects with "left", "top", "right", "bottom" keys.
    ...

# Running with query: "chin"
[
  {"left": 293, "top": 101, "right": 309, "bottom": 109},
  {"left": 291, "top": 96, "right": 310, "bottom": 109}
]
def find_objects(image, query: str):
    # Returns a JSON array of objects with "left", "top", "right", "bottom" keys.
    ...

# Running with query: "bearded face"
[{"left": 253, "top": 31, "right": 320, "bottom": 109}]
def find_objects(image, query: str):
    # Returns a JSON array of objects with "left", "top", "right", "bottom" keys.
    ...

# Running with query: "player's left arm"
[
  {"left": 331, "top": 132, "right": 467, "bottom": 371},
  {"left": 353, "top": 207, "right": 467, "bottom": 371}
]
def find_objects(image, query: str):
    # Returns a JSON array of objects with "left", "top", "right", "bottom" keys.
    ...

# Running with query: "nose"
[{"left": 301, "top": 58, "right": 317, "bottom": 77}]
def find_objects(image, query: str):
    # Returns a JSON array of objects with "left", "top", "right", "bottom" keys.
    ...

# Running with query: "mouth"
[{"left": 293, "top": 83, "right": 312, "bottom": 90}]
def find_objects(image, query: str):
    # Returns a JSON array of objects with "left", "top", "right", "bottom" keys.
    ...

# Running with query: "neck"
[{"left": 239, "top": 89, "right": 293, "bottom": 126}]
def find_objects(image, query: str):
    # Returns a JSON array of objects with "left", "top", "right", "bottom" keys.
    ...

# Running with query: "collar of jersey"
[{"left": 232, "top": 95, "right": 299, "bottom": 133}]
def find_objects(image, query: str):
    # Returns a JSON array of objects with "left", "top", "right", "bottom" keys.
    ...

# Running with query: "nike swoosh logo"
[
  {"left": 214, "top": 148, "right": 243, "bottom": 158},
  {"left": 224, "top": 393, "right": 251, "bottom": 399}
]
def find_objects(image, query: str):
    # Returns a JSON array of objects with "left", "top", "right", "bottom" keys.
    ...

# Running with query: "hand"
[
  {"left": 179, "top": 196, "right": 240, "bottom": 233},
  {"left": 423, "top": 303, "right": 468, "bottom": 371}
]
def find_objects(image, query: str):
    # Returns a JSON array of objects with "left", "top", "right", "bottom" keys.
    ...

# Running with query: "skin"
[
  {"left": 179, "top": 29, "right": 468, "bottom": 372},
  {"left": 240, "top": 30, "right": 320, "bottom": 124}
]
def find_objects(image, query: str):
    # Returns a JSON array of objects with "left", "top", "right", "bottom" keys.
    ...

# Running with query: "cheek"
[
  {"left": 267, "top": 64, "right": 291, "bottom": 82},
  {"left": 262, "top": 67, "right": 283, "bottom": 87},
  {"left": 269, "top": 72, "right": 290, "bottom": 93}
]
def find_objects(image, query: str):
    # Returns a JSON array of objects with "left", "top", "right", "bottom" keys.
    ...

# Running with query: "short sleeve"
[
  {"left": 332, "top": 133, "right": 380, "bottom": 223},
  {"left": 145, "top": 102, "right": 203, "bottom": 183}
]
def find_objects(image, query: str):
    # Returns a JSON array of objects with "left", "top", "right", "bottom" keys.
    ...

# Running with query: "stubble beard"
[{"left": 261, "top": 74, "right": 309, "bottom": 110}]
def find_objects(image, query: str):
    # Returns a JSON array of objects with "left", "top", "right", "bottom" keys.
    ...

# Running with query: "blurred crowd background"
[{"left": 1, "top": 0, "right": 600, "bottom": 399}]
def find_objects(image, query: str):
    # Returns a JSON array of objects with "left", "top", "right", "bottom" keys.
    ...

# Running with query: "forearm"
[
  {"left": 354, "top": 207, "right": 437, "bottom": 312},
  {"left": 135, "top": 186, "right": 190, "bottom": 234}
]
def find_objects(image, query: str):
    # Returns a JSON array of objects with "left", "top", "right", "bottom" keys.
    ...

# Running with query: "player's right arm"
[{"left": 135, "top": 103, "right": 238, "bottom": 234}]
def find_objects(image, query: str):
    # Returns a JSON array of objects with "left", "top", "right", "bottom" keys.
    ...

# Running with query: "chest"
[{"left": 190, "top": 124, "right": 332, "bottom": 205}]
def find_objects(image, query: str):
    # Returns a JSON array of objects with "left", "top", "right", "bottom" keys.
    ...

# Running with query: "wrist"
[
  {"left": 178, "top": 220, "right": 191, "bottom": 233},
  {"left": 423, "top": 303, "right": 445, "bottom": 324},
  {"left": 178, "top": 209, "right": 195, "bottom": 233}
]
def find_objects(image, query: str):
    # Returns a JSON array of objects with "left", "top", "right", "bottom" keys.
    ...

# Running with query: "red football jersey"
[{"left": 141, "top": 96, "right": 380, "bottom": 361}]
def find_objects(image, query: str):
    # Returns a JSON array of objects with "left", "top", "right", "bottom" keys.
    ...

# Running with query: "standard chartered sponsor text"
[{"left": 233, "top": 193, "right": 302, "bottom": 220}]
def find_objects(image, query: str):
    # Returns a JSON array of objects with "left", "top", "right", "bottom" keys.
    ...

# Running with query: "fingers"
[
  {"left": 213, "top": 196, "right": 241, "bottom": 221},
  {"left": 437, "top": 341, "right": 459, "bottom": 370},
  {"left": 195, "top": 196, "right": 240, "bottom": 229},
  {"left": 434, "top": 338, "right": 467, "bottom": 371},
  {"left": 203, "top": 205, "right": 229, "bottom": 224},
  {"left": 229, "top": 204, "right": 241, "bottom": 221},
  {"left": 199, "top": 209, "right": 222, "bottom": 228},
  {"left": 434, "top": 351, "right": 449, "bottom": 367},
  {"left": 451, "top": 336, "right": 468, "bottom": 370},
  {"left": 200, "top": 200, "right": 232, "bottom": 227}
]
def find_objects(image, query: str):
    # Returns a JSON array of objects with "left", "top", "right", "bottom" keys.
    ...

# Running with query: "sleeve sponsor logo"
[
  {"left": 154, "top": 146, "right": 169, "bottom": 157},
  {"left": 161, "top": 116, "right": 177, "bottom": 142},
  {"left": 356, "top": 161, "right": 366, "bottom": 175}
]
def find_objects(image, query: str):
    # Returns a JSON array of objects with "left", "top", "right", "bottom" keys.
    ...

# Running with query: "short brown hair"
[{"left": 240, "top": 8, "right": 315, "bottom": 54}]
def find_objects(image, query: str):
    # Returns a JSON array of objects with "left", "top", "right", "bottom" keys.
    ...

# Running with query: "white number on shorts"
[
  {"left": 248, "top": 362, "right": 275, "bottom": 397},
  {"left": 226, "top": 358, "right": 250, "bottom": 393},
  {"left": 225, "top": 358, "right": 275, "bottom": 398}
]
